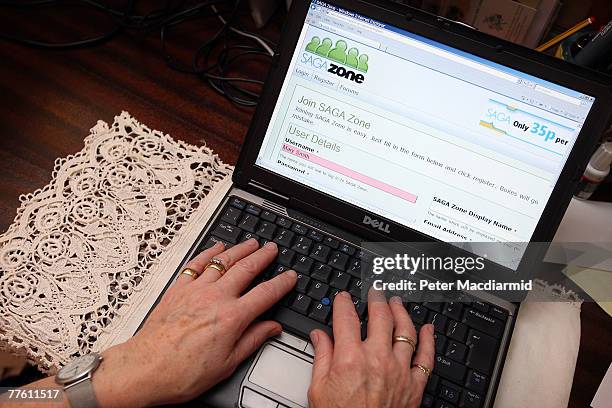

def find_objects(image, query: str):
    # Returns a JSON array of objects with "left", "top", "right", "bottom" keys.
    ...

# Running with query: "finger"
[
  {"left": 238, "top": 270, "right": 297, "bottom": 321},
  {"left": 389, "top": 296, "right": 417, "bottom": 363},
  {"left": 310, "top": 329, "right": 334, "bottom": 384},
  {"left": 197, "top": 238, "right": 259, "bottom": 284},
  {"left": 218, "top": 241, "right": 279, "bottom": 294},
  {"left": 411, "top": 324, "right": 435, "bottom": 392},
  {"left": 232, "top": 320, "right": 282, "bottom": 364},
  {"left": 174, "top": 242, "right": 225, "bottom": 288},
  {"left": 331, "top": 291, "right": 361, "bottom": 347},
  {"left": 366, "top": 287, "right": 394, "bottom": 346}
]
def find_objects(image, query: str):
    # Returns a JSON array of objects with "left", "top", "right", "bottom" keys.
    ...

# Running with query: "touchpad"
[{"left": 248, "top": 343, "right": 313, "bottom": 407}]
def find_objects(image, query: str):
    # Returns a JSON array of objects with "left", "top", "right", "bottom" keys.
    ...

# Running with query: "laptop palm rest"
[{"left": 241, "top": 339, "right": 314, "bottom": 408}]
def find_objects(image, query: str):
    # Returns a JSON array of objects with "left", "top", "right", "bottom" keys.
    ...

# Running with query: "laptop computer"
[{"left": 146, "top": 1, "right": 612, "bottom": 407}]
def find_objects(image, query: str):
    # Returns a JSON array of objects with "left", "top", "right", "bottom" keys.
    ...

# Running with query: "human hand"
[
  {"left": 92, "top": 239, "right": 296, "bottom": 407},
  {"left": 308, "top": 290, "right": 435, "bottom": 408}
]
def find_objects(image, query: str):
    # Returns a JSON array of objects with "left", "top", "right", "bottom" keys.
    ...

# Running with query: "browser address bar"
[{"left": 326, "top": 9, "right": 518, "bottom": 83}]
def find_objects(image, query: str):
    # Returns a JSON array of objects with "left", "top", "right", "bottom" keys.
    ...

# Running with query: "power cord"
[{"left": 0, "top": 0, "right": 278, "bottom": 106}]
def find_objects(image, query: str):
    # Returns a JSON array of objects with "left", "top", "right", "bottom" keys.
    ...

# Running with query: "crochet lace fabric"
[{"left": 0, "top": 112, "right": 233, "bottom": 373}]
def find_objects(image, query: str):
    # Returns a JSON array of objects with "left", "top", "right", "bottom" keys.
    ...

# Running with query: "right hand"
[{"left": 307, "top": 290, "right": 435, "bottom": 408}]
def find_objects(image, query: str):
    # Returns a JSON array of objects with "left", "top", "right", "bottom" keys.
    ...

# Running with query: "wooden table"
[{"left": 0, "top": 4, "right": 610, "bottom": 407}]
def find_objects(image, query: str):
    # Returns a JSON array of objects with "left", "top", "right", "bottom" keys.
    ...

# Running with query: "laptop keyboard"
[{"left": 199, "top": 196, "right": 509, "bottom": 408}]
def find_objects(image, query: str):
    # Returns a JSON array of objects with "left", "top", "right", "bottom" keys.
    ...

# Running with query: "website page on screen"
[{"left": 255, "top": 1, "right": 595, "bottom": 269}]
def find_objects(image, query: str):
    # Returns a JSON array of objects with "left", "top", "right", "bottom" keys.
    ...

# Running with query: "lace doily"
[{"left": 0, "top": 112, "right": 233, "bottom": 373}]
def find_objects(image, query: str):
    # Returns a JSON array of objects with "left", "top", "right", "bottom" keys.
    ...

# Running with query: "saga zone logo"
[{"left": 302, "top": 36, "right": 369, "bottom": 84}]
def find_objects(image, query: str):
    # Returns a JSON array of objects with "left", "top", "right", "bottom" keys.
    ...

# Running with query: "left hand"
[{"left": 91, "top": 239, "right": 296, "bottom": 407}]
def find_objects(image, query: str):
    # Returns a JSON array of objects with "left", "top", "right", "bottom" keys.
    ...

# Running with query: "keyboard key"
[
  {"left": 239, "top": 232, "right": 260, "bottom": 245},
  {"left": 238, "top": 214, "right": 258, "bottom": 232},
  {"left": 465, "top": 370, "right": 488, "bottom": 394},
  {"left": 293, "top": 256, "right": 314, "bottom": 275},
  {"left": 260, "top": 210, "right": 277, "bottom": 223},
  {"left": 461, "top": 390, "right": 483, "bottom": 408},
  {"left": 426, "top": 374, "right": 440, "bottom": 394},
  {"left": 290, "top": 293, "right": 311, "bottom": 315},
  {"left": 349, "top": 278, "right": 363, "bottom": 297},
  {"left": 434, "top": 400, "right": 455, "bottom": 408},
  {"left": 422, "top": 394, "right": 435, "bottom": 408},
  {"left": 330, "top": 270, "right": 351, "bottom": 290},
  {"left": 311, "top": 244, "right": 331, "bottom": 263},
  {"left": 309, "top": 302, "right": 331, "bottom": 323},
  {"left": 201, "top": 236, "right": 232, "bottom": 250},
  {"left": 428, "top": 312, "right": 448, "bottom": 333},
  {"left": 212, "top": 222, "right": 241, "bottom": 243},
  {"left": 245, "top": 204, "right": 261, "bottom": 216},
  {"left": 308, "top": 281, "right": 329, "bottom": 300},
  {"left": 347, "top": 258, "right": 362, "bottom": 278},
  {"left": 311, "top": 263, "right": 332, "bottom": 282},
  {"left": 410, "top": 304, "right": 428, "bottom": 324},
  {"left": 445, "top": 341, "right": 467, "bottom": 362},
  {"left": 307, "top": 229, "right": 323, "bottom": 242},
  {"left": 439, "top": 380, "right": 461, "bottom": 404},
  {"left": 277, "top": 247, "right": 295, "bottom": 267},
  {"left": 424, "top": 302, "right": 444, "bottom": 312},
  {"left": 295, "top": 274, "right": 311, "bottom": 293},
  {"left": 490, "top": 306, "right": 508, "bottom": 322},
  {"left": 434, "top": 333, "right": 448, "bottom": 354},
  {"left": 435, "top": 355, "right": 467, "bottom": 383},
  {"left": 273, "top": 229, "right": 294, "bottom": 247},
  {"left": 443, "top": 302, "right": 463, "bottom": 321},
  {"left": 221, "top": 207, "right": 242, "bottom": 224},
  {"left": 447, "top": 320, "right": 468, "bottom": 342},
  {"left": 352, "top": 297, "right": 367, "bottom": 318},
  {"left": 229, "top": 197, "right": 246, "bottom": 210},
  {"left": 272, "top": 265, "right": 289, "bottom": 278},
  {"left": 338, "top": 243, "right": 356, "bottom": 256},
  {"left": 256, "top": 222, "right": 277, "bottom": 240},
  {"left": 472, "top": 300, "right": 489, "bottom": 313},
  {"left": 466, "top": 330, "right": 497, "bottom": 374},
  {"left": 276, "top": 216, "right": 292, "bottom": 229},
  {"left": 292, "top": 223, "right": 308, "bottom": 235},
  {"left": 323, "top": 236, "right": 339, "bottom": 248},
  {"left": 463, "top": 309, "right": 504, "bottom": 338},
  {"left": 272, "top": 307, "right": 332, "bottom": 338},
  {"left": 328, "top": 251, "right": 349, "bottom": 270},
  {"left": 292, "top": 236, "right": 313, "bottom": 255}
]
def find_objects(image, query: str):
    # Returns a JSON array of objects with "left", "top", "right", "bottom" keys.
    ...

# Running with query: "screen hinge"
[{"left": 247, "top": 181, "right": 290, "bottom": 203}]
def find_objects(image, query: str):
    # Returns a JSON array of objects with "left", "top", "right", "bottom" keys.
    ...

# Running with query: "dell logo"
[{"left": 362, "top": 214, "right": 390, "bottom": 234}]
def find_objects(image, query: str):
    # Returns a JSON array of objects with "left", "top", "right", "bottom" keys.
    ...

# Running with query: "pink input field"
[{"left": 281, "top": 143, "right": 417, "bottom": 203}]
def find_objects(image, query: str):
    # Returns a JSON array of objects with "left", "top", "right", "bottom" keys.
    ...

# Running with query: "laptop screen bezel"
[{"left": 234, "top": 0, "right": 612, "bottom": 252}]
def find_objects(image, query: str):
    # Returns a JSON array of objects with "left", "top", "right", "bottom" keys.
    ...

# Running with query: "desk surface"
[{"left": 0, "top": 6, "right": 611, "bottom": 407}]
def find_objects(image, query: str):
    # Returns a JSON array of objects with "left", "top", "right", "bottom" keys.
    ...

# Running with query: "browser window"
[{"left": 255, "top": 0, "right": 595, "bottom": 268}]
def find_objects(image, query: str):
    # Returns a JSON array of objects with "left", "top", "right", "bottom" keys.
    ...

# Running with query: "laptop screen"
[{"left": 255, "top": 0, "right": 595, "bottom": 266}]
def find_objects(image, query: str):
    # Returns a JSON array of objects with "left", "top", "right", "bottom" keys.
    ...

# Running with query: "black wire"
[{"left": 0, "top": 0, "right": 276, "bottom": 106}]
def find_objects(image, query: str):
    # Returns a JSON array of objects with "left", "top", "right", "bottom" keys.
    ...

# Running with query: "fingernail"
[
  {"left": 390, "top": 296, "right": 403, "bottom": 304},
  {"left": 310, "top": 331, "right": 319, "bottom": 346},
  {"left": 340, "top": 291, "right": 350, "bottom": 298},
  {"left": 215, "top": 241, "right": 225, "bottom": 248},
  {"left": 270, "top": 324, "right": 282, "bottom": 336},
  {"left": 264, "top": 241, "right": 277, "bottom": 249},
  {"left": 286, "top": 269, "right": 297, "bottom": 278},
  {"left": 247, "top": 238, "right": 259, "bottom": 245},
  {"left": 427, "top": 324, "right": 435, "bottom": 334}
]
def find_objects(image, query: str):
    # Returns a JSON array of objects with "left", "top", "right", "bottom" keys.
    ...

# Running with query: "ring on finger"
[
  {"left": 413, "top": 363, "right": 432, "bottom": 377},
  {"left": 393, "top": 335, "right": 417, "bottom": 352},
  {"left": 204, "top": 257, "right": 227, "bottom": 276},
  {"left": 181, "top": 268, "right": 200, "bottom": 279}
]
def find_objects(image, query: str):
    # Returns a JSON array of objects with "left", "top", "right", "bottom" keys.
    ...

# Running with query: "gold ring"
[
  {"left": 413, "top": 363, "right": 432, "bottom": 377},
  {"left": 393, "top": 335, "right": 417, "bottom": 351},
  {"left": 181, "top": 268, "right": 200, "bottom": 279},
  {"left": 205, "top": 257, "right": 227, "bottom": 275}
]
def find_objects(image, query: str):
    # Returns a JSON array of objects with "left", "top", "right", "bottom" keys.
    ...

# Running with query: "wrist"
[{"left": 92, "top": 342, "right": 156, "bottom": 408}]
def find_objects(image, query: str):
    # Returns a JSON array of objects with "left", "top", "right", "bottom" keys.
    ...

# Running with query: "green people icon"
[
  {"left": 346, "top": 47, "right": 359, "bottom": 68},
  {"left": 315, "top": 37, "right": 333, "bottom": 56},
  {"left": 305, "top": 36, "right": 320, "bottom": 53},
  {"left": 357, "top": 53, "right": 369, "bottom": 72},
  {"left": 328, "top": 40, "right": 348, "bottom": 64}
]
